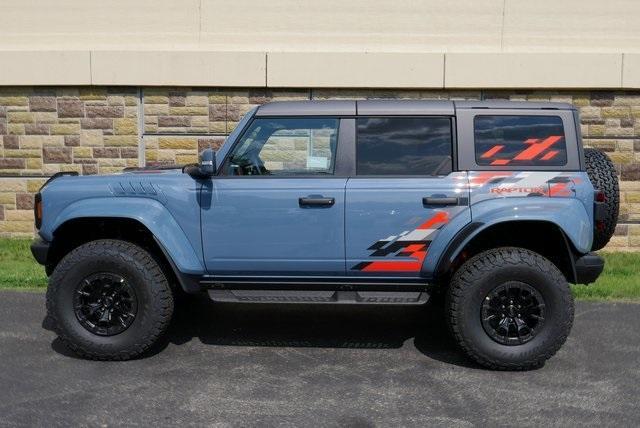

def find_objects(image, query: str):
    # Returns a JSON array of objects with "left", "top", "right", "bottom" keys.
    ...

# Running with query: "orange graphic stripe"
[
  {"left": 362, "top": 261, "right": 422, "bottom": 272},
  {"left": 491, "top": 159, "right": 510, "bottom": 165},
  {"left": 549, "top": 182, "right": 572, "bottom": 197},
  {"left": 469, "top": 172, "right": 513, "bottom": 185},
  {"left": 513, "top": 136, "right": 562, "bottom": 161},
  {"left": 540, "top": 150, "right": 559, "bottom": 161},
  {"left": 417, "top": 211, "right": 449, "bottom": 230},
  {"left": 361, "top": 251, "right": 428, "bottom": 272},
  {"left": 402, "top": 244, "right": 426, "bottom": 254},
  {"left": 481, "top": 145, "right": 504, "bottom": 158}
]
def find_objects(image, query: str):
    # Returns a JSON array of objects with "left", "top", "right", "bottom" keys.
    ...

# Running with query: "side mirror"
[
  {"left": 186, "top": 148, "right": 216, "bottom": 179},
  {"left": 199, "top": 148, "right": 216, "bottom": 176}
]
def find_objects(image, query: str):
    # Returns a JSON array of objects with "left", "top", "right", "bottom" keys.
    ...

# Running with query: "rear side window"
[
  {"left": 474, "top": 115, "right": 567, "bottom": 166},
  {"left": 356, "top": 117, "right": 452, "bottom": 176}
]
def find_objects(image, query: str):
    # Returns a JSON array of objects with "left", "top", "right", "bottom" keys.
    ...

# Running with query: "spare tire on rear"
[{"left": 584, "top": 148, "right": 619, "bottom": 251}]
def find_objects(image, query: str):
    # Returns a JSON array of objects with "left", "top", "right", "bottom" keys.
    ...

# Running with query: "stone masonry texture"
[{"left": 0, "top": 87, "right": 639, "bottom": 249}]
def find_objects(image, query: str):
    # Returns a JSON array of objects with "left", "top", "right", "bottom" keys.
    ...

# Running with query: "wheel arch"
[
  {"left": 42, "top": 197, "right": 203, "bottom": 273},
  {"left": 433, "top": 219, "right": 579, "bottom": 285},
  {"left": 47, "top": 214, "right": 202, "bottom": 293}
]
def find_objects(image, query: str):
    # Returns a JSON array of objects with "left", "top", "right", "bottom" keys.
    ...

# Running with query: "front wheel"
[
  {"left": 446, "top": 247, "right": 574, "bottom": 370},
  {"left": 47, "top": 239, "right": 174, "bottom": 360}
]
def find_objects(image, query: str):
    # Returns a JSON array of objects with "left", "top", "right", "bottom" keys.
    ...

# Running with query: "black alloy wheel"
[
  {"left": 481, "top": 281, "right": 546, "bottom": 346},
  {"left": 73, "top": 273, "right": 138, "bottom": 336}
]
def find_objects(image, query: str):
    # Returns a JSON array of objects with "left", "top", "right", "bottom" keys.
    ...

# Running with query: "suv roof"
[
  {"left": 455, "top": 100, "right": 574, "bottom": 110},
  {"left": 255, "top": 100, "right": 575, "bottom": 117}
]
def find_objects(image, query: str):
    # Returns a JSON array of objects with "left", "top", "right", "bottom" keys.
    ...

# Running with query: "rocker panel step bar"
[
  {"left": 199, "top": 275, "right": 429, "bottom": 292},
  {"left": 207, "top": 289, "right": 429, "bottom": 305}
]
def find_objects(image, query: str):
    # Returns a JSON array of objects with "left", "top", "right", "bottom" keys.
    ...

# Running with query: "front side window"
[
  {"left": 222, "top": 118, "right": 339, "bottom": 176},
  {"left": 474, "top": 115, "right": 567, "bottom": 166},
  {"left": 356, "top": 117, "right": 453, "bottom": 176}
]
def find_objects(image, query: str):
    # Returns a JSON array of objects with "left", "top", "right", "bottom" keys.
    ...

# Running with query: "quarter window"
[
  {"left": 222, "top": 118, "right": 339, "bottom": 176},
  {"left": 474, "top": 115, "right": 567, "bottom": 166},
  {"left": 356, "top": 117, "right": 453, "bottom": 176}
]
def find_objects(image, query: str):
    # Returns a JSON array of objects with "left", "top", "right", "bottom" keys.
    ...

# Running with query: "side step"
[{"left": 207, "top": 289, "right": 429, "bottom": 305}]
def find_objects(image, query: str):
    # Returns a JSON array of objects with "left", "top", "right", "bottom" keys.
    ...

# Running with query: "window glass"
[
  {"left": 474, "top": 115, "right": 567, "bottom": 166},
  {"left": 222, "top": 118, "right": 339, "bottom": 176},
  {"left": 356, "top": 117, "right": 453, "bottom": 176}
]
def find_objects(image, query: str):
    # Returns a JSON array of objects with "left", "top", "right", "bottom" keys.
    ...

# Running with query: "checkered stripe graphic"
[{"left": 351, "top": 211, "right": 449, "bottom": 272}]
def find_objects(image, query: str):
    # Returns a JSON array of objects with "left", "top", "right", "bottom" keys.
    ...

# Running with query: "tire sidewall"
[
  {"left": 50, "top": 243, "right": 166, "bottom": 355},
  {"left": 454, "top": 255, "right": 570, "bottom": 365}
]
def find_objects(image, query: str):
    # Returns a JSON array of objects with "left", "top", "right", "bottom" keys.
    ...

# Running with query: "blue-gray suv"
[{"left": 31, "top": 100, "right": 619, "bottom": 370}]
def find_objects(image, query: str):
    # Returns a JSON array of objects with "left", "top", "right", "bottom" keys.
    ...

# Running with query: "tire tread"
[
  {"left": 584, "top": 148, "right": 619, "bottom": 251},
  {"left": 446, "top": 247, "right": 574, "bottom": 370},
  {"left": 46, "top": 239, "right": 174, "bottom": 361}
]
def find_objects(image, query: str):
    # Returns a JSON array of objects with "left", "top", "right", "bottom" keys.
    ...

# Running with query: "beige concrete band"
[{"left": 0, "top": 51, "right": 638, "bottom": 89}]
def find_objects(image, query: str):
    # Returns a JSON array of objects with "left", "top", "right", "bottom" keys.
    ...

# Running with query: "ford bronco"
[{"left": 31, "top": 100, "right": 619, "bottom": 370}]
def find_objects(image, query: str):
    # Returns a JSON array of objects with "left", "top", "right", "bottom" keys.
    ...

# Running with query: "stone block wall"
[
  {"left": 142, "top": 88, "right": 308, "bottom": 166},
  {"left": 1, "top": 86, "right": 639, "bottom": 249},
  {"left": 0, "top": 87, "right": 140, "bottom": 177}
]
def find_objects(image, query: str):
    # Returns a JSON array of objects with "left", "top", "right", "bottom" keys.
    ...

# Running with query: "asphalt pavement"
[{"left": 0, "top": 290, "right": 638, "bottom": 427}]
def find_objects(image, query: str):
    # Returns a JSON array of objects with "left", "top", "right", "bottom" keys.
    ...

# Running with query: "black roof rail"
[{"left": 453, "top": 100, "right": 574, "bottom": 110}]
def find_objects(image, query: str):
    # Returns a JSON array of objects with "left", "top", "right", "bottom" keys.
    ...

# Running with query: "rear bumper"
[
  {"left": 574, "top": 252, "right": 604, "bottom": 284},
  {"left": 30, "top": 238, "right": 50, "bottom": 265}
]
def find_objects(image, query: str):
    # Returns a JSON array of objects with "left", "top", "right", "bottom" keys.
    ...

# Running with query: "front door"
[
  {"left": 345, "top": 116, "right": 470, "bottom": 277},
  {"left": 201, "top": 116, "right": 347, "bottom": 276}
]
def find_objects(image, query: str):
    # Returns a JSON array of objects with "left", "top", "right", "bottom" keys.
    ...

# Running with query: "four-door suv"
[{"left": 31, "top": 100, "right": 619, "bottom": 370}]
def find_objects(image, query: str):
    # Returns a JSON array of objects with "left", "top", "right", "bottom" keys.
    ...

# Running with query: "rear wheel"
[
  {"left": 47, "top": 239, "right": 174, "bottom": 360},
  {"left": 446, "top": 247, "right": 574, "bottom": 370},
  {"left": 584, "top": 148, "right": 619, "bottom": 250}
]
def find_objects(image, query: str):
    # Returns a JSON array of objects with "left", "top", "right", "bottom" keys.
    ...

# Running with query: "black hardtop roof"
[
  {"left": 255, "top": 100, "right": 574, "bottom": 116},
  {"left": 455, "top": 100, "right": 574, "bottom": 110}
]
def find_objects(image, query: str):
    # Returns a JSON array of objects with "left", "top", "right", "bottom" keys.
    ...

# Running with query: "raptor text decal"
[{"left": 469, "top": 171, "right": 579, "bottom": 199}]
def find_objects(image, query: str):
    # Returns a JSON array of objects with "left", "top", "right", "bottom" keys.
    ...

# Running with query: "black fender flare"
[
  {"left": 432, "top": 221, "right": 578, "bottom": 284},
  {"left": 152, "top": 236, "right": 202, "bottom": 294}
]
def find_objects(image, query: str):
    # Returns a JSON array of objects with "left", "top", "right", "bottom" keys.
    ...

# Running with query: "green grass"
[
  {"left": 0, "top": 239, "right": 638, "bottom": 301},
  {"left": 0, "top": 239, "right": 47, "bottom": 290},
  {"left": 571, "top": 252, "right": 640, "bottom": 301}
]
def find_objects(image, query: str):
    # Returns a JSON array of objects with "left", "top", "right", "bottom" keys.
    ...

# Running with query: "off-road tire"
[
  {"left": 446, "top": 247, "right": 574, "bottom": 370},
  {"left": 46, "top": 239, "right": 174, "bottom": 360},
  {"left": 584, "top": 148, "right": 619, "bottom": 251}
]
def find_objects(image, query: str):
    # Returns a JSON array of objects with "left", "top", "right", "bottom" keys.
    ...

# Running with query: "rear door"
[{"left": 345, "top": 115, "right": 470, "bottom": 277}]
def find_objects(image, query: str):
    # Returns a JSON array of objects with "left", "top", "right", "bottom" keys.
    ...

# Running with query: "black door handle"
[
  {"left": 423, "top": 196, "right": 460, "bottom": 206},
  {"left": 299, "top": 197, "right": 335, "bottom": 207}
]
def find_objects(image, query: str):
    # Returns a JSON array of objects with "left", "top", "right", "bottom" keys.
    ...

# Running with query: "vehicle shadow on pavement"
[
  {"left": 46, "top": 294, "right": 479, "bottom": 368},
  {"left": 166, "top": 294, "right": 478, "bottom": 368}
]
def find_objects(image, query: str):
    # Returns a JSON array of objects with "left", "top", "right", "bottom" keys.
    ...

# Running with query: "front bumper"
[
  {"left": 30, "top": 238, "right": 50, "bottom": 265},
  {"left": 574, "top": 252, "right": 604, "bottom": 284}
]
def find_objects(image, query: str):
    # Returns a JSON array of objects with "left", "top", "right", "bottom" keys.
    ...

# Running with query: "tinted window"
[
  {"left": 222, "top": 118, "right": 339, "bottom": 176},
  {"left": 356, "top": 117, "right": 452, "bottom": 176},
  {"left": 474, "top": 115, "right": 567, "bottom": 166}
]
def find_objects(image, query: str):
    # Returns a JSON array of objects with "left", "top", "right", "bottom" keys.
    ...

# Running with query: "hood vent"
[{"left": 109, "top": 181, "right": 167, "bottom": 204}]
